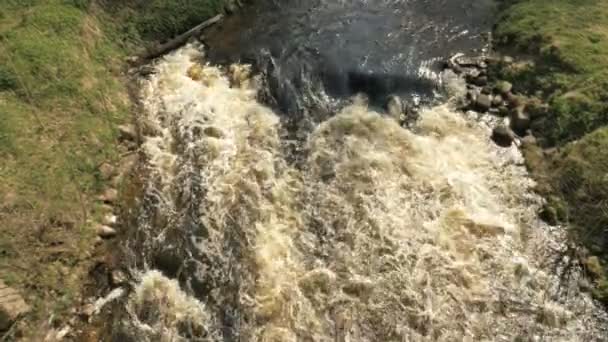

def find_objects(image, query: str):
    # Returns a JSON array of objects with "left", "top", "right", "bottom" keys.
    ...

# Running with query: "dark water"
[{"left": 206, "top": 0, "right": 497, "bottom": 112}]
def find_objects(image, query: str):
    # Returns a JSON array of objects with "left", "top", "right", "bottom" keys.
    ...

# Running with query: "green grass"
[
  {"left": 496, "top": 0, "right": 608, "bottom": 146},
  {"left": 496, "top": 0, "right": 608, "bottom": 304},
  {"left": 0, "top": 0, "right": 130, "bottom": 328},
  {"left": 0, "top": 0, "right": 232, "bottom": 336},
  {"left": 552, "top": 127, "right": 608, "bottom": 302}
]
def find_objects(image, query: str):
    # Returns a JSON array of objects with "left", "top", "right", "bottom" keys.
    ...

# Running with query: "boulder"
[
  {"left": 474, "top": 94, "right": 492, "bottom": 112},
  {"left": 495, "top": 81, "right": 513, "bottom": 95},
  {"left": 510, "top": 106, "right": 531, "bottom": 135},
  {"left": 491, "top": 125, "right": 515, "bottom": 147},
  {"left": 0, "top": 280, "right": 30, "bottom": 330}
]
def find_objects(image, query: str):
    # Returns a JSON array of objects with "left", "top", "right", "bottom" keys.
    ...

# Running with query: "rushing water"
[
  {"left": 104, "top": 45, "right": 608, "bottom": 341},
  {"left": 103, "top": 1, "right": 608, "bottom": 341}
]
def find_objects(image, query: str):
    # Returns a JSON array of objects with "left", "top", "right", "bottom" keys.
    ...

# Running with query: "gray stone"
[
  {"left": 474, "top": 94, "right": 492, "bottom": 112},
  {"left": 0, "top": 280, "right": 30, "bottom": 331},
  {"left": 491, "top": 125, "right": 515, "bottom": 148}
]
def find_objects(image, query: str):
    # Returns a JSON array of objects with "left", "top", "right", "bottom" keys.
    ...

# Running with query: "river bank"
[
  {"left": 491, "top": 0, "right": 608, "bottom": 304},
  {"left": 0, "top": 1, "right": 236, "bottom": 340}
]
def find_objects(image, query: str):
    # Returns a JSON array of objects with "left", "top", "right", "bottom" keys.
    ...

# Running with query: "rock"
[
  {"left": 385, "top": 95, "right": 404, "bottom": 121},
  {"left": 98, "top": 188, "right": 118, "bottom": 204},
  {"left": 495, "top": 81, "right": 513, "bottom": 96},
  {"left": 117, "top": 124, "right": 137, "bottom": 142},
  {"left": 481, "top": 86, "right": 492, "bottom": 95},
  {"left": 98, "top": 163, "right": 115, "bottom": 181},
  {"left": 492, "top": 94, "right": 504, "bottom": 107},
  {"left": 510, "top": 106, "right": 531, "bottom": 135},
  {"left": 96, "top": 225, "right": 117, "bottom": 239},
  {"left": 491, "top": 125, "right": 515, "bottom": 147},
  {"left": 110, "top": 270, "right": 128, "bottom": 287},
  {"left": 0, "top": 280, "right": 30, "bottom": 330},
  {"left": 474, "top": 94, "right": 492, "bottom": 112},
  {"left": 103, "top": 214, "right": 118, "bottom": 227},
  {"left": 203, "top": 126, "right": 224, "bottom": 139}
]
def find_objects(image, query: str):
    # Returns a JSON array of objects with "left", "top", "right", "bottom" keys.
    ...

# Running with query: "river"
[{"left": 104, "top": 1, "right": 607, "bottom": 341}]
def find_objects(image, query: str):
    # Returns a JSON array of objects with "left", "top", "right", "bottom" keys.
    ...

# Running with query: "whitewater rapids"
[{"left": 119, "top": 45, "right": 606, "bottom": 341}]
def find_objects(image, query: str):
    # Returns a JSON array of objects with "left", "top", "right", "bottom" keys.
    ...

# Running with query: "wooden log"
[{"left": 136, "top": 14, "right": 224, "bottom": 63}]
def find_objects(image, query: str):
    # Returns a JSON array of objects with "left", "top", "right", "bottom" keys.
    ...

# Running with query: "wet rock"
[
  {"left": 491, "top": 125, "right": 515, "bottom": 147},
  {"left": 495, "top": 81, "right": 513, "bottom": 95},
  {"left": 96, "top": 225, "right": 117, "bottom": 239},
  {"left": 510, "top": 106, "right": 531, "bottom": 135},
  {"left": 117, "top": 124, "right": 137, "bottom": 142},
  {"left": 98, "top": 188, "right": 118, "bottom": 204},
  {"left": 474, "top": 94, "right": 492, "bottom": 112},
  {"left": 385, "top": 95, "right": 404, "bottom": 121},
  {"left": 110, "top": 270, "right": 128, "bottom": 287},
  {"left": 539, "top": 204, "right": 559, "bottom": 226},
  {"left": 0, "top": 280, "right": 30, "bottom": 330},
  {"left": 203, "top": 126, "right": 224, "bottom": 139},
  {"left": 98, "top": 163, "right": 115, "bottom": 181},
  {"left": 154, "top": 248, "right": 184, "bottom": 278}
]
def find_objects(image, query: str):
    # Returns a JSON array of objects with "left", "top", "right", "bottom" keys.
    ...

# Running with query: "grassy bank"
[
  {"left": 495, "top": 0, "right": 608, "bottom": 302},
  {"left": 0, "top": 0, "right": 231, "bottom": 338}
]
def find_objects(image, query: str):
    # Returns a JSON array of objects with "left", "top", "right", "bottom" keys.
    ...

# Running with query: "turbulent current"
[{"left": 105, "top": 44, "right": 608, "bottom": 341}]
